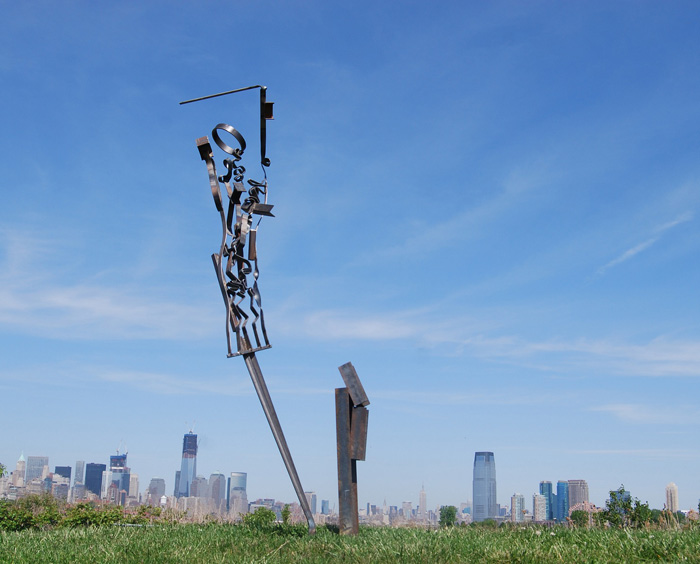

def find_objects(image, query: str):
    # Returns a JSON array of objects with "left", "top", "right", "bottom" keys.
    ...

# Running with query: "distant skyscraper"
[
  {"left": 74, "top": 461, "right": 85, "bottom": 486},
  {"left": 305, "top": 491, "right": 317, "bottom": 515},
  {"left": 110, "top": 453, "right": 127, "bottom": 471},
  {"left": 666, "top": 482, "right": 679, "bottom": 513},
  {"left": 568, "top": 480, "right": 589, "bottom": 507},
  {"left": 191, "top": 475, "right": 209, "bottom": 498},
  {"left": 109, "top": 452, "right": 130, "bottom": 498},
  {"left": 25, "top": 456, "right": 49, "bottom": 482},
  {"left": 129, "top": 474, "right": 139, "bottom": 498},
  {"left": 209, "top": 473, "right": 227, "bottom": 511},
  {"left": 533, "top": 494, "right": 547, "bottom": 522},
  {"left": 85, "top": 463, "right": 106, "bottom": 497},
  {"left": 556, "top": 480, "right": 569, "bottom": 521},
  {"left": 540, "top": 481, "right": 556, "bottom": 521},
  {"left": 12, "top": 453, "right": 26, "bottom": 487},
  {"left": 177, "top": 432, "right": 197, "bottom": 498},
  {"left": 228, "top": 472, "right": 248, "bottom": 516},
  {"left": 148, "top": 478, "right": 166, "bottom": 504},
  {"left": 473, "top": 452, "right": 497, "bottom": 522},
  {"left": 101, "top": 470, "right": 113, "bottom": 499},
  {"left": 418, "top": 485, "right": 427, "bottom": 521},
  {"left": 511, "top": 493, "right": 525, "bottom": 522},
  {"left": 54, "top": 466, "right": 71, "bottom": 480},
  {"left": 321, "top": 499, "right": 330, "bottom": 515}
]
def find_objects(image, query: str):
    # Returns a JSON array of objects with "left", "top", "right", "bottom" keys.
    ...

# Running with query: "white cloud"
[
  {"left": 597, "top": 237, "right": 658, "bottom": 274},
  {"left": 276, "top": 305, "right": 700, "bottom": 379},
  {"left": 0, "top": 228, "right": 216, "bottom": 340},
  {"left": 570, "top": 448, "right": 699, "bottom": 459},
  {"left": 591, "top": 403, "right": 700, "bottom": 425},
  {"left": 597, "top": 211, "right": 693, "bottom": 275},
  {"left": 95, "top": 368, "right": 251, "bottom": 396}
]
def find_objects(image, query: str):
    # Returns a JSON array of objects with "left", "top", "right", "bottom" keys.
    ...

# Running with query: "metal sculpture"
[
  {"left": 335, "top": 362, "right": 370, "bottom": 535},
  {"left": 181, "top": 86, "right": 316, "bottom": 533}
]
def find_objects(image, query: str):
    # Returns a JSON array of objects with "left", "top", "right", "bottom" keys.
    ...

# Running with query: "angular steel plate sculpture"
[{"left": 336, "top": 361, "right": 370, "bottom": 535}]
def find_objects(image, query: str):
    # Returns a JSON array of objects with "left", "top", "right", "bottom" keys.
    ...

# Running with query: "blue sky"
[{"left": 2, "top": 1, "right": 700, "bottom": 513}]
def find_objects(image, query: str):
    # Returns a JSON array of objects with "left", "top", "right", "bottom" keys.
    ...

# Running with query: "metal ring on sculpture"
[{"left": 212, "top": 123, "right": 246, "bottom": 155}]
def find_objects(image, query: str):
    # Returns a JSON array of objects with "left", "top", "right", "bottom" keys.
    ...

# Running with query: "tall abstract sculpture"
[
  {"left": 335, "top": 362, "right": 370, "bottom": 535},
  {"left": 181, "top": 86, "right": 316, "bottom": 533}
]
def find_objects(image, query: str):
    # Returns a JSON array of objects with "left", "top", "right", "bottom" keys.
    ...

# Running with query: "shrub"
[
  {"left": 242, "top": 507, "right": 277, "bottom": 529},
  {"left": 0, "top": 500, "right": 34, "bottom": 532}
]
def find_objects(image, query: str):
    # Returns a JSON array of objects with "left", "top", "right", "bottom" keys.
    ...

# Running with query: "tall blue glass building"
[
  {"left": 556, "top": 480, "right": 569, "bottom": 522},
  {"left": 176, "top": 432, "right": 197, "bottom": 498},
  {"left": 472, "top": 452, "right": 497, "bottom": 522},
  {"left": 539, "top": 481, "right": 555, "bottom": 521}
]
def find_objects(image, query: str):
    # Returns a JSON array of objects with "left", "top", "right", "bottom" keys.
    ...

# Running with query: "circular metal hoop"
[{"left": 212, "top": 123, "right": 246, "bottom": 155}]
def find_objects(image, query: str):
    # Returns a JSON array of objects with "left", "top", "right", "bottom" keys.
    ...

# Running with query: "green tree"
[
  {"left": 601, "top": 486, "right": 651, "bottom": 529},
  {"left": 630, "top": 499, "right": 652, "bottom": 528},
  {"left": 570, "top": 510, "right": 588, "bottom": 527},
  {"left": 281, "top": 504, "right": 291, "bottom": 526},
  {"left": 602, "top": 486, "right": 632, "bottom": 527},
  {"left": 0, "top": 463, "right": 6, "bottom": 478},
  {"left": 439, "top": 505, "right": 457, "bottom": 527}
]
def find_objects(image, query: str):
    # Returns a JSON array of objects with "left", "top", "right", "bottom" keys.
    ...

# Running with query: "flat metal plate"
[{"left": 338, "top": 362, "right": 370, "bottom": 407}]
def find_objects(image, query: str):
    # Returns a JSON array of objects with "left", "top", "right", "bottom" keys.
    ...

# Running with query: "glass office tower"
[
  {"left": 227, "top": 471, "right": 248, "bottom": 515},
  {"left": 472, "top": 452, "right": 497, "bottom": 522},
  {"left": 176, "top": 432, "right": 198, "bottom": 498},
  {"left": 539, "top": 481, "right": 554, "bottom": 521},
  {"left": 556, "top": 480, "right": 569, "bottom": 522},
  {"left": 85, "top": 463, "right": 107, "bottom": 497}
]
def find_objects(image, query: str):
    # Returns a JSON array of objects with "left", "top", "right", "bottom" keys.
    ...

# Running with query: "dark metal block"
[
  {"left": 262, "top": 101, "right": 274, "bottom": 120},
  {"left": 350, "top": 406, "right": 369, "bottom": 461},
  {"left": 338, "top": 362, "right": 370, "bottom": 407},
  {"left": 196, "top": 137, "right": 212, "bottom": 160},
  {"left": 249, "top": 202, "right": 275, "bottom": 217},
  {"left": 248, "top": 230, "right": 257, "bottom": 261}
]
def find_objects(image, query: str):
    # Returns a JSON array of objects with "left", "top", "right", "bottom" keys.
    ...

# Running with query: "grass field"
[{"left": 2, "top": 524, "right": 700, "bottom": 563}]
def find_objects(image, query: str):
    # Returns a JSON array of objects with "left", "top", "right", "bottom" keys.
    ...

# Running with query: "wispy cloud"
[
  {"left": 461, "top": 335, "right": 700, "bottom": 378},
  {"left": 0, "top": 228, "right": 216, "bottom": 340},
  {"left": 591, "top": 403, "right": 700, "bottom": 425},
  {"left": 276, "top": 305, "right": 700, "bottom": 378},
  {"left": 597, "top": 237, "right": 659, "bottom": 274},
  {"left": 596, "top": 211, "right": 693, "bottom": 276},
  {"left": 569, "top": 448, "right": 699, "bottom": 459},
  {"left": 1, "top": 362, "right": 253, "bottom": 397},
  {"left": 275, "top": 308, "right": 426, "bottom": 341},
  {"left": 364, "top": 161, "right": 553, "bottom": 263},
  {"left": 372, "top": 388, "right": 570, "bottom": 407},
  {"left": 95, "top": 368, "right": 251, "bottom": 396}
]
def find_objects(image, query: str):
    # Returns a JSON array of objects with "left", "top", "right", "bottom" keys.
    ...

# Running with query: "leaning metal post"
[
  {"left": 184, "top": 86, "right": 315, "bottom": 533},
  {"left": 242, "top": 349, "right": 316, "bottom": 533}
]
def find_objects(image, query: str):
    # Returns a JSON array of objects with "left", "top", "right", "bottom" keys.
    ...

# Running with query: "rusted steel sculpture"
[
  {"left": 336, "top": 362, "right": 369, "bottom": 535},
  {"left": 181, "top": 86, "right": 316, "bottom": 533}
]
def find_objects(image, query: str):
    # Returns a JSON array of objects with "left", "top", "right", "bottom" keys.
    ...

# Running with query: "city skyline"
[
  {"left": 2, "top": 2, "right": 700, "bottom": 512},
  {"left": 5, "top": 446, "right": 692, "bottom": 515}
]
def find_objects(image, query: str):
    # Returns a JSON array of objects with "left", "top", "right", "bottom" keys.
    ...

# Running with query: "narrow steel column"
[
  {"left": 243, "top": 352, "right": 316, "bottom": 533},
  {"left": 336, "top": 387, "right": 358, "bottom": 534}
]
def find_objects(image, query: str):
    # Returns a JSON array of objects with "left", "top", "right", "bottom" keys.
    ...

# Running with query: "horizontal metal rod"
[{"left": 180, "top": 85, "right": 263, "bottom": 105}]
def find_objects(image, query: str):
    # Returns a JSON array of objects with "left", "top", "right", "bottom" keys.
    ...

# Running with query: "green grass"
[{"left": 2, "top": 524, "right": 700, "bottom": 563}]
